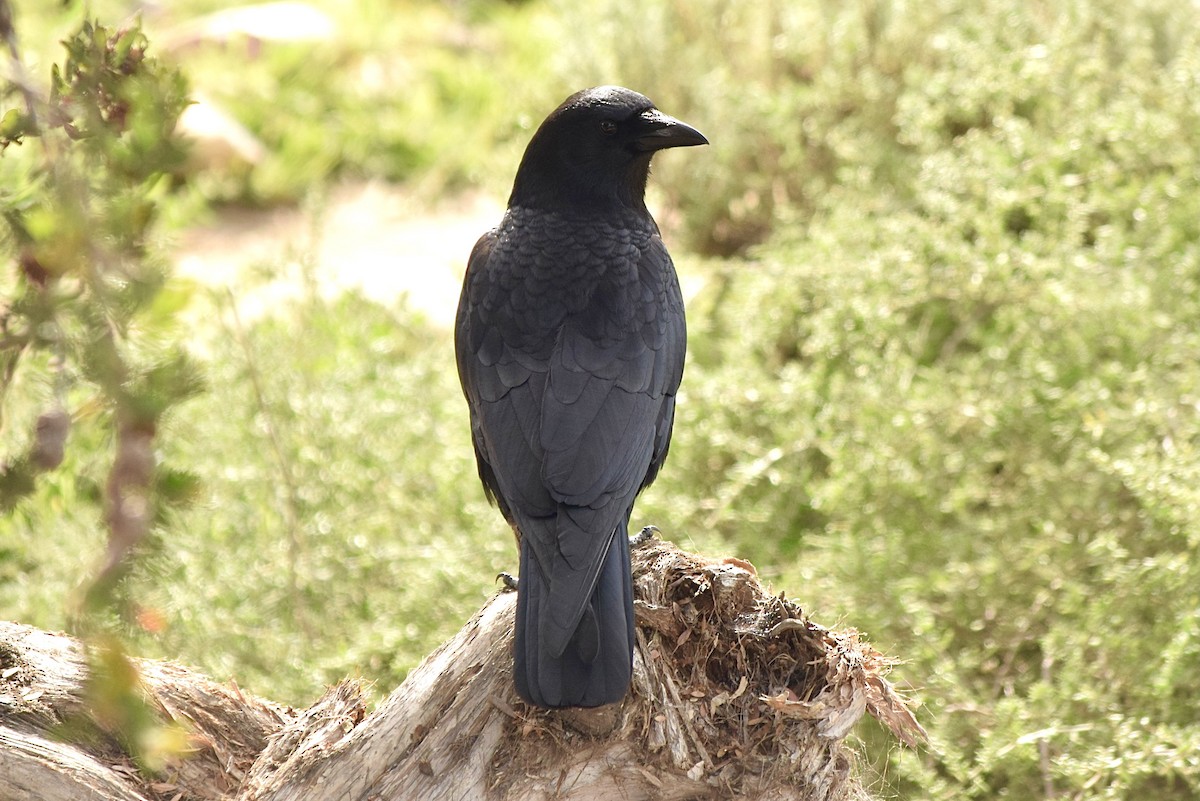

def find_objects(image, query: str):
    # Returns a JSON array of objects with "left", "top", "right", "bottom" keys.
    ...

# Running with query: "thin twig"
[
  {"left": 1039, "top": 654, "right": 1057, "bottom": 799},
  {"left": 221, "top": 288, "right": 312, "bottom": 639}
]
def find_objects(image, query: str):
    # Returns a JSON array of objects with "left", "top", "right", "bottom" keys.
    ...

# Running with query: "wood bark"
[{"left": 1, "top": 538, "right": 924, "bottom": 801}]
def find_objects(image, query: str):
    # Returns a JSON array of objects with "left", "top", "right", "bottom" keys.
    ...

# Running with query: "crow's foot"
[
  {"left": 497, "top": 572, "right": 519, "bottom": 592},
  {"left": 630, "top": 525, "right": 659, "bottom": 548}
]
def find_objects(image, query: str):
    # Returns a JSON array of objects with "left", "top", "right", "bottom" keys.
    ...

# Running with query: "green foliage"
[
  {"left": 5, "top": 0, "right": 559, "bottom": 205},
  {"left": 552, "top": 0, "right": 1200, "bottom": 264},
  {"left": 130, "top": 287, "right": 508, "bottom": 703},
  {"left": 607, "top": 0, "right": 1200, "bottom": 797},
  {"left": 1, "top": 279, "right": 509, "bottom": 706},
  {"left": 174, "top": 0, "right": 558, "bottom": 202},
  {"left": 1, "top": 15, "right": 196, "bottom": 507},
  {"left": 1, "top": 9, "right": 197, "bottom": 771}
]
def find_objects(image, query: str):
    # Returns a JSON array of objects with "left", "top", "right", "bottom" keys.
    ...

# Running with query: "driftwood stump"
[{"left": 0, "top": 538, "right": 924, "bottom": 800}]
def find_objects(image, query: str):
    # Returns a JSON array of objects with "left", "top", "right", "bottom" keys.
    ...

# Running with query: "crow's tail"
[{"left": 513, "top": 527, "right": 634, "bottom": 708}]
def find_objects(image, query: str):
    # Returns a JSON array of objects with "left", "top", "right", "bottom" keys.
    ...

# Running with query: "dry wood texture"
[{"left": 0, "top": 538, "right": 924, "bottom": 800}]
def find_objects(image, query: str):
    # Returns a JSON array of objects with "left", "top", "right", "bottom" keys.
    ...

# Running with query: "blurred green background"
[{"left": 3, "top": 0, "right": 1200, "bottom": 798}]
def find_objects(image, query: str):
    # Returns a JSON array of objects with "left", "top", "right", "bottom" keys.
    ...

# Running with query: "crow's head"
[{"left": 509, "top": 86, "right": 707, "bottom": 213}]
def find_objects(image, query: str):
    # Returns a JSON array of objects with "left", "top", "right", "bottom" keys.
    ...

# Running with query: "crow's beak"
[{"left": 634, "top": 108, "right": 708, "bottom": 152}]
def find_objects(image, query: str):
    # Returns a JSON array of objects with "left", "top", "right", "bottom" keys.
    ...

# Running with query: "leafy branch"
[{"left": 1, "top": 1, "right": 200, "bottom": 772}]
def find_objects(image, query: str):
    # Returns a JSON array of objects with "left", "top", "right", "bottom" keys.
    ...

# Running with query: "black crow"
[{"left": 455, "top": 86, "right": 706, "bottom": 708}]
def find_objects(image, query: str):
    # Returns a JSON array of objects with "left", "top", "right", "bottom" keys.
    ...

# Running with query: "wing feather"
[{"left": 456, "top": 218, "right": 686, "bottom": 659}]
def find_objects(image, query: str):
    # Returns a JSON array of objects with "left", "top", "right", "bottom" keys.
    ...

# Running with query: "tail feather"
[{"left": 513, "top": 526, "right": 634, "bottom": 708}]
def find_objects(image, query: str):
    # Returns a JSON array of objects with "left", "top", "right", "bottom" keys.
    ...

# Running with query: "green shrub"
[
  {"left": 168, "top": 0, "right": 560, "bottom": 202},
  {"left": 139, "top": 290, "right": 510, "bottom": 702},
  {"left": 615, "top": 0, "right": 1200, "bottom": 796},
  {"left": 552, "top": 0, "right": 1200, "bottom": 261}
]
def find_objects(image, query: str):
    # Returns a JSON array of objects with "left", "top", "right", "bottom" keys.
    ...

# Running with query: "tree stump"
[{"left": 0, "top": 538, "right": 924, "bottom": 800}]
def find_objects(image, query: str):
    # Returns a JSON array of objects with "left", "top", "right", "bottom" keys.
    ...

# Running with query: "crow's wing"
[
  {"left": 456, "top": 228, "right": 554, "bottom": 524},
  {"left": 535, "top": 235, "right": 684, "bottom": 653},
  {"left": 455, "top": 225, "right": 685, "bottom": 657}
]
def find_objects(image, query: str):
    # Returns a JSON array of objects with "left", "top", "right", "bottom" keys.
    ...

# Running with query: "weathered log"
[
  {"left": 0, "top": 538, "right": 924, "bottom": 801},
  {"left": 1, "top": 622, "right": 296, "bottom": 800}
]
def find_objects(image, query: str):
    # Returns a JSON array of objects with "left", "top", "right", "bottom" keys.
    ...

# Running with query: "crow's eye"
[{"left": 599, "top": 120, "right": 617, "bottom": 136}]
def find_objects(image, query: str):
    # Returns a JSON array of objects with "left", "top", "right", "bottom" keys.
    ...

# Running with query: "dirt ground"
[
  {"left": 172, "top": 181, "right": 504, "bottom": 326},
  {"left": 170, "top": 180, "right": 706, "bottom": 331}
]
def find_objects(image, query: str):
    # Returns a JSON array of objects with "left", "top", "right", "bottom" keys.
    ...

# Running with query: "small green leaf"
[
  {"left": 156, "top": 467, "right": 202, "bottom": 507},
  {"left": 1, "top": 108, "right": 32, "bottom": 141}
]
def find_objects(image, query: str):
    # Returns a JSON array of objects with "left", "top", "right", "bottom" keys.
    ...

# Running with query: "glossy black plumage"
[{"left": 455, "top": 86, "right": 705, "bottom": 708}]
